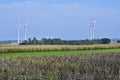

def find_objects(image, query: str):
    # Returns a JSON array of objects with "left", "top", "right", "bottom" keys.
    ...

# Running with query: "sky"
[{"left": 0, "top": 0, "right": 120, "bottom": 40}]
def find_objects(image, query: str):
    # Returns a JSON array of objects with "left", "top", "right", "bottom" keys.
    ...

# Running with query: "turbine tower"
[
  {"left": 24, "top": 24, "right": 27, "bottom": 41},
  {"left": 17, "top": 17, "right": 21, "bottom": 44},
  {"left": 89, "top": 20, "right": 96, "bottom": 40}
]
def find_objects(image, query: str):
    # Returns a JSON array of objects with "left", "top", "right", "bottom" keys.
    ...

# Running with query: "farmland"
[
  {"left": 0, "top": 44, "right": 120, "bottom": 53},
  {"left": 0, "top": 53, "right": 120, "bottom": 79},
  {"left": 0, "top": 44, "right": 120, "bottom": 79},
  {"left": 0, "top": 48, "right": 120, "bottom": 58}
]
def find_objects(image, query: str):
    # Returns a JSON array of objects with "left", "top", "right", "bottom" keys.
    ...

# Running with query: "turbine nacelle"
[
  {"left": 24, "top": 24, "right": 27, "bottom": 28},
  {"left": 89, "top": 20, "right": 96, "bottom": 27}
]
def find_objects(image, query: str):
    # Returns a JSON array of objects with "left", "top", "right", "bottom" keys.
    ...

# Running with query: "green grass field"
[{"left": 0, "top": 48, "right": 120, "bottom": 58}]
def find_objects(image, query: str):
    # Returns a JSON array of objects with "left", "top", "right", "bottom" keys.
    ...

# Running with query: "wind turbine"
[
  {"left": 89, "top": 20, "right": 96, "bottom": 40},
  {"left": 24, "top": 24, "right": 27, "bottom": 41},
  {"left": 16, "top": 17, "right": 21, "bottom": 44}
]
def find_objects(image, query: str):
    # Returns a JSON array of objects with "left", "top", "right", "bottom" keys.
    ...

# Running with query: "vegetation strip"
[
  {"left": 0, "top": 48, "right": 120, "bottom": 58},
  {"left": 0, "top": 44, "right": 120, "bottom": 53}
]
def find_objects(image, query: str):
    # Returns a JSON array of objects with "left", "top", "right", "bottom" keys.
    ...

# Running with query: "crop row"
[
  {"left": 0, "top": 53, "right": 120, "bottom": 80},
  {"left": 0, "top": 44, "right": 120, "bottom": 53}
]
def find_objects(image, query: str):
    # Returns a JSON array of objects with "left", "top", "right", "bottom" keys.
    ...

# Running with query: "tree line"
[
  {"left": 0, "top": 40, "right": 17, "bottom": 44},
  {"left": 20, "top": 38, "right": 111, "bottom": 45}
]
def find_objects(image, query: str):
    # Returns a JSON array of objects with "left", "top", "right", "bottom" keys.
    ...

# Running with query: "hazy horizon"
[{"left": 0, "top": 0, "right": 120, "bottom": 40}]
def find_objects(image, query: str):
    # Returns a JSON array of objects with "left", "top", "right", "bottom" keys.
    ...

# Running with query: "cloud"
[{"left": 0, "top": 1, "right": 119, "bottom": 17}]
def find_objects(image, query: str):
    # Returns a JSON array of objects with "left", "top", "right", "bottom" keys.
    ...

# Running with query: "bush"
[{"left": 101, "top": 38, "right": 111, "bottom": 44}]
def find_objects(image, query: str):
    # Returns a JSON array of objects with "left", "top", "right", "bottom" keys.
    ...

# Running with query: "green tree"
[
  {"left": 28, "top": 38, "right": 32, "bottom": 44},
  {"left": 101, "top": 38, "right": 111, "bottom": 44},
  {"left": 32, "top": 37, "right": 38, "bottom": 45},
  {"left": 41, "top": 38, "right": 47, "bottom": 45}
]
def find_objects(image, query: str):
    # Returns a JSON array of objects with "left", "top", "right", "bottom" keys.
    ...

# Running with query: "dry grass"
[{"left": 0, "top": 44, "right": 120, "bottom": 53}]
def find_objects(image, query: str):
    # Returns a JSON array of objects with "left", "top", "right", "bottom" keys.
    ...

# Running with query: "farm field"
[
  {"left": 0, "top": 44, "right": 120, "bottom": 79},
  {"left": 0, "top": 44, "right": 120, "bottom": 57},
  {"left": 0, "top": 48, "right": 120, "bottom": 58},
  {"left": 0, "top": 52, "right": 120, "bottom": 79},
  {"left": 0, "top": 44, "right": 120, "bottom": 53}
]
